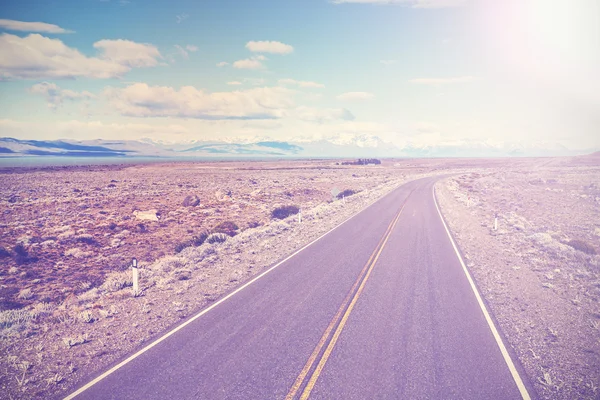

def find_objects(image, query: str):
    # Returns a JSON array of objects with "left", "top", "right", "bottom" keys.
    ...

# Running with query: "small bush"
[
  {"left": 271, "top": 205, "right": 299, "bottom": 220},
  {"left": 337, "top": 189, "right": 357, "bottom": 199},
  {"left": 101, "top": 271, "right": 132, "bottom": 292},
  {"left": 14, "top": 244, "right": 27, "bottom": 256},
  {"left": 0, "top": 246, "right": 10, "bottom": 258},
  {"left": 206, "top": 232, "right": 227, "bottom": 244},
  {"left": 191, "top": 231, "right": 209, "bottom": 246},
  {"left": 76, "top": 234, "right": 97, "bottom": 245},
  {"left": 174, "top": 241, "right": 190, "bottom": 254},
  {"left": 566, "top": 239, "right": 597, "bottom": 255},
  {"left": 212, "top": 221, "right": 239, "bottom": 237},
  {"left": 13, "top": 244, "right": 38, "bottom": 265},
  {"left": 78, "top": 310, "right": 95, "bottom": 324},
  {"left": 172, "top": 269, "right": 191, "bottom": 281},
  {"left": 0, "top": 308, "right": 32, "bottom": 330},
  {"left": 17, "top": 288, "right": 34, "bottom": 300},
  {"left": 174, "top": 231, "right": 209, "bottom": 253}
]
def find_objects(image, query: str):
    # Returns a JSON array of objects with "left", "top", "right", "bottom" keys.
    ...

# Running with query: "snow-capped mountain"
[{"left": 0, "top": 136, "right": 594, "bottom": 159}]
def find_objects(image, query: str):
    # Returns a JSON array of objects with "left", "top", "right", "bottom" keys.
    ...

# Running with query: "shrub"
[
  {"left": 13, "top": 244, "right": 38, "bottom": 265},
  {"left": 566, "top": 239, "right": 597, "bottom": 255},
  {"left": 206, "top": 232, "right": 227, "bottom": 244},
  {"left": 175, "top": 241, "right": 190, "bottom": 254},
  {"left": 174, "top": 231, "right": 209, "bottom": 253},
  {"left": 0, "top": 308, "right": 32, "bottom": 330},
  {"left": 78, "top": 310, "right": 95, "bottom": 324},
  {"left": 17, "top": 288, "right": 34, "bottom": 300},
  {"left": 0, "top": 246, "right": 10, "bottom": 258},
  {"left": 76, "top": 234, "right": 97, "bottom": 245},
  {"left": 271, "top": 205, "right": 299, "bottom": 220},
  {"left": 14, "top": 244, "right": 27, "bottom": 256},
  {"left": 172, "top": 269, "right": 191, "bottom": 281},
  {"left": 212, "top": 221, "right": 239, "bottom": 237},
  {"left": 101, "top": 271, "right": 132, "bottom": 292},
  {"left": 337, "top": 189, "right": 357, "bottom": 199},
  {"left": 191, "top": 231, "right": 209, "bottom": 246}
]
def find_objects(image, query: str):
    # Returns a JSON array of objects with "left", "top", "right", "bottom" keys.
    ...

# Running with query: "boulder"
[
  {"left": 133, "top": 210, "right": 159, "bottom": 222},
  {"left": 182, "top": 195, "right": 200, "bottom": 207}
]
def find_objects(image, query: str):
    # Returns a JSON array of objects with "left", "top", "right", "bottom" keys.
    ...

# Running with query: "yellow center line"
[
  {"left": 286, "top": 199, "right": 407, "bottom": 400},
  {"left": 299, "top": 205, "right": 404, "bottom": 400},
  {"left": 284, "top": 209, "right": 399, "bottom": 400}
]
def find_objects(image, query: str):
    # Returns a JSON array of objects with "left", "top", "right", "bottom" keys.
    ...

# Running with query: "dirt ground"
[
  {"left": 1, "top": 155, "right": 598, "bottom": 399},
  {"left": 435, "top": 161, "right": 600, "bottom": 399}
]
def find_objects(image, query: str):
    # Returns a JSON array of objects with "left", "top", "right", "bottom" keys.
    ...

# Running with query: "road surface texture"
[{"left": 66, "top": 176, "right": 533, "bottom": 400}]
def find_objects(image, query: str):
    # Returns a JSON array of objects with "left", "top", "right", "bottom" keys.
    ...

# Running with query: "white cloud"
[
  {"left": 93, "top": 39, "right": 161, "bottom": 68},
  {"left": 412, "top": 0, "right": 465, "bottom": 8},
  {"left": 293, "top": 106, "right": 354, "bottom": 123},
  {"left": 227, "top": 81, "right": 242, "bottom": 85},
  {"left": 176, "top": 14, "right": 189, "bottom": 23},
  {"left": 331, "top": 0, "right": 465, "bottom": 7},
  {"left": 380, "top": 60, "right": 397, "bottom": 65},
  {"left": 246, "top": 41, "right": 294, "bottom": 55},
  {"left": 216, "top": 61, "right": 229, "bottom": 67},
  {"left": 104, "top": 83, "right": 296, "bottom": 119},
  {"left": 0, "top": 34, "right": 161, "bottom": 80},
  {"left": 185, "top": 45, "right": 198, "bottom": 52},
  {"left": 413, "top": 122, "right": 439, "bottom": 133},
  {"left": 28, "top": 82, "right": 95, "bottom": 109},
  {"left": 0, "top": 19, "right": 73, "bottom": 34},
  {"left": 233, "top": 57, "right": 264, "bottom": 70},
  {"left": 174, "top": 45, "right": 189, "bottom": 59},
  {"left": 243, "top": 78, "right": 267, "bottom": 86},
  {"left": 409, "top": 76, "right": 476, "bottom": 85},
  {"left": 0, "top": 119, "right": 189, "bottom": 141},
  {"left": 337, "top": 92, "right": 375, "bottom": 101},
  {"left": 279, "top": 79, "right": 325, "bottom": 88}
]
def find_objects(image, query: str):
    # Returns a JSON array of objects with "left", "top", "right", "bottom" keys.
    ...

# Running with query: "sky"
[{"left": 0, "top": 0, "right": 598, "bottom": 150}]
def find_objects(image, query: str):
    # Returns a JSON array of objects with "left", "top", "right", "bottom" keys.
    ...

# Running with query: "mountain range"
[{"left": 0, "top": 135, "right": 594, "bottom": 159}]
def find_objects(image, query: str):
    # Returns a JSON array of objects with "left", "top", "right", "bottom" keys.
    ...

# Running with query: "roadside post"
[
  {"left": 298, "top": 208, "right": 302, "bottom": 223},
  {"left": 494, "top": 213, "right": 498, "bottom": 231},
  {"left": 132, "top": 257, "right": 139, "bottom": 296}
]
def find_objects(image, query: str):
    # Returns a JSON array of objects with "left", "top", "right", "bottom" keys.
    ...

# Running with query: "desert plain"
[{"left": 0, "top": 155, "right": 599, "bottom": 399}]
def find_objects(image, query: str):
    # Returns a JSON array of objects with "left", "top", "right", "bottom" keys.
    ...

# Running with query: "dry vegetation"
[
  {"left": 436, "top": 160, "right": 600, "bottom": 400},
  {"left": 0, "top": 158, "right": 461, "bottom": 399}
]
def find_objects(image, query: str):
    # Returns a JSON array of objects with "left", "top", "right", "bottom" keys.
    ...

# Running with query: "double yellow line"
[{"left": 285, "top": 200, "right": 408, "bottom": 400}]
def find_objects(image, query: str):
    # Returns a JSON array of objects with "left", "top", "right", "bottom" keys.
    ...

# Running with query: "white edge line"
[
  {"left": 64, "top": 180, "right": 410, "bottom": 400},
  {"left": 432, "top": 184, "right": 531, "bottom": 400}
]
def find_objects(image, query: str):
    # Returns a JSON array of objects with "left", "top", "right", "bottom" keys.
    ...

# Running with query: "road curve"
[{"left": 65, "top": 176, "right": 533, "bottom": 400}]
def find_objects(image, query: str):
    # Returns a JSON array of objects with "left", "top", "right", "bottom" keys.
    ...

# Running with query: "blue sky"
[{"left": 0, "top": 0, "right": 598, "bottom": 150}]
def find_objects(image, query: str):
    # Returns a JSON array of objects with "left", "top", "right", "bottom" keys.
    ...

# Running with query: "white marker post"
[
  {"left": 132, "top": 257, "right": 139, "bottom": 296},
  {"left": 298, "top": 208, "right": 302, "bottom": 223},
  {"left": 494, "top": 213, "right": 498, "bottom": 231}
]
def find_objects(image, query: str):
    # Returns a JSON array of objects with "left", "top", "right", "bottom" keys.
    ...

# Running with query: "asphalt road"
[{"left": 67, "top": 176, "right": 532, "bottom": 400}]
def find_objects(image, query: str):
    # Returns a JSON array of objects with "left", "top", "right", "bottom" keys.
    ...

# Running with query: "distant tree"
[{"left": 341, "top": 158, "right": 381, "bottom": 166}]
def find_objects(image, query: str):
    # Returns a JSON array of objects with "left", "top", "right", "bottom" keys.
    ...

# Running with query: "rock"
[
  {"left": 182, "top": 195, "right": 200, "bottom": 207},
  {"left": 133, "top": 210, "right": 159, "bottom": 222}
]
